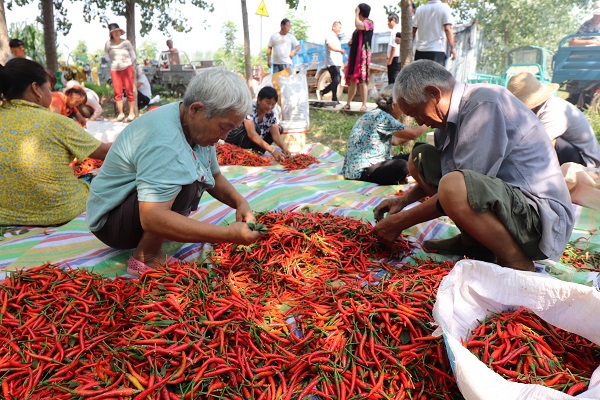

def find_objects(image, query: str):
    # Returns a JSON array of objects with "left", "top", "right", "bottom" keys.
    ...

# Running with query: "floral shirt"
[
  {"left": 247, "top": 102, "right": 278, "bottom": 139},
  {"left": 341, "top": 108, "right": 405, "bottom": 179},
  {"left": 576, "top": 18, "right": 600, "bottom": 40},
  {"left": 0, "top": 100, "right": 101, "bottom": 226}
]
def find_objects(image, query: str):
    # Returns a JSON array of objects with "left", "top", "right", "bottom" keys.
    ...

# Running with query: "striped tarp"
[{"left": 1, "top": 143, "right": 598, "bottom": 284}]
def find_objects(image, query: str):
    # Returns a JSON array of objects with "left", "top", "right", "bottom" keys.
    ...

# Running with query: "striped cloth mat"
[{"left": 1, "top": 143, "right": 598, "bottom": 284}]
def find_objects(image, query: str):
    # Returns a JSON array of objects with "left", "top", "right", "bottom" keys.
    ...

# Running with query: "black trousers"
[
  {"left": 138, "top": 92, "right": 150, "bottom": 109},
  {"left": 555, "top": 136, "right": 586, "bottom": 166},
  {"left": 359, "top": 154, "right": 410, "bottom": 185},
  {"left": 387, "top": 57, "right": 400, "bottom": 85},
  {"left": 92, "top": 181, "right": 202, "bottom": 250},
  {"left": 225, "top": 124, "right": 279, "bottom": 154},
  {"left": 321, "top": 65, "right": 341, "bottom": 101},
  {"left": 415, "top": 50, "right": 447, "bottom": 67}
]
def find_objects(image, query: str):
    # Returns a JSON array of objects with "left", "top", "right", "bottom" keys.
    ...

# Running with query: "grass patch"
[
  {"left": 85, "top": 82, "right": 114, "bottom": 97},
  {"left": 584, "top": 109, "right": 600, "bottom": 143},
  {"left": 308, "top": 108, "right": 429, "bottom": 157},
  {"left": 307, "top": 109, "right": 360, "bottom": 157}
]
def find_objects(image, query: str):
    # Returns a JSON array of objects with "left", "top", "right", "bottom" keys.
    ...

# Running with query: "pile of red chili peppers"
[
  {"left": 560, "top": 232, "right": 600, "bottom": 271},
  {"left": 70, "top": 158, "right": 104, "bottom": 178},
  {"left": 216, "top": 143, "right": 273, "bottom": 167},
  {"left": 0, "top": 211, "right": 461, "bottom": 399},
  {"left": 279, "top": 154, "right": 319, "bottom": 171},
  {"left": 463, "top": 307, "right": 599, "bottom": 396}
]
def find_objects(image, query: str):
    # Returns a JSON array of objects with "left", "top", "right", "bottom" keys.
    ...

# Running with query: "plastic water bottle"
[{"left": 286, "top": 316, "right": 303, "bottom": 338}]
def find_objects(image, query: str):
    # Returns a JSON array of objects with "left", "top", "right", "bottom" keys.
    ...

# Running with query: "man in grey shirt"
[
  {"left": 373, "top": 60, "right": 574, "bottom": 272},
  {"left": 508, "top": 72, "right": 600, "bottom": 168}
]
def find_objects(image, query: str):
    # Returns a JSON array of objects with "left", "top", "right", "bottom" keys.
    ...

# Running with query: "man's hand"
[
  {"left": 373, "top": 198, "right": 407, "bottom": 222},
  {"left": 372, "top": 215, "right": 403, "bottom": 248}
]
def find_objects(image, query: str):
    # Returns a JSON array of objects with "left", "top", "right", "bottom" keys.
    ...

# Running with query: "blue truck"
[
  {"left": 552, "top": 32, "right": 600, "bottom": 110},
  {"left": 467, "top": 45, "right": 555, "bottom": 87},
  {"left": 291, "top": 40, "right": 388, "bottom": 101}
]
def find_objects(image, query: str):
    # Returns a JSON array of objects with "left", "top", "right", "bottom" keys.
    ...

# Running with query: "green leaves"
[{"left": 246, "top": 221, "right": 269, "bottom": 233}]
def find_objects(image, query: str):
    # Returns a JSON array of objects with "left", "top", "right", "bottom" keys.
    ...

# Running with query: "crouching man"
[{"left": 373, "top": 60, "right": 574, "bottom": 271}]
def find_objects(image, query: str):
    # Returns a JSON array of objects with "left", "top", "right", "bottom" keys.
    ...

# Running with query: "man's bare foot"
[{"left": 498, "top": 257, "right": 535, "bottom": 272}]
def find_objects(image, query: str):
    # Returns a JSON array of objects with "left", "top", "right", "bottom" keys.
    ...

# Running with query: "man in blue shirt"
[{"left": 373, "top": 60, "right": 574, "bottom": 271}]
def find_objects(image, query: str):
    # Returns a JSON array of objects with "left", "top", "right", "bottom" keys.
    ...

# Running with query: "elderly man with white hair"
[
  {"left": 373, "top": 60, "right": 574, "bottom": 272},
  {"left": 86, "top": 68, "right": 264, "bottom": 276}
]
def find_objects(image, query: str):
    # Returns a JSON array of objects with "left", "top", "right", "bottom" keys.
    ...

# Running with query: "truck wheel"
[{"left": 174, "top": 85, "right": 186, "bottom": 98}]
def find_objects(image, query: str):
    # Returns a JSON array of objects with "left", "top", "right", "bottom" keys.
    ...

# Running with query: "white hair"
[
  {"left": 393, "top": 60, "right": 455, "bottom": 105},
  {"left": 183, "top": 68, "right": 252, "bottom": 119}
]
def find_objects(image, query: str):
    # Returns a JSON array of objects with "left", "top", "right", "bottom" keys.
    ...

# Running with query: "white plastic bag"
[
  {"left": 279, "top": 72, "right": 309, "bottom": 127},
  {"left": 433, "top": 260, "right": 600, "bottom": 400}
]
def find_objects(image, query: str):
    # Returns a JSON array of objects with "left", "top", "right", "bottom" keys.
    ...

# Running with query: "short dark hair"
[
  {"left": 9, "top": 38, "right": 24, "bottom": 48},
  {"left": 280, "top": 18, "right": 290, "bottom": 27},
  {"left": 388, "top": 13, "right": 399, "bottom": 23},
  {"left": 257, "top": 86, "right": 278, "bottom": 102},
  {"left": 0, "top": 58, "right": 49, "bottom": 101},
  {"left": 358, "top": 3, "right": 371, "bottom": 18}
]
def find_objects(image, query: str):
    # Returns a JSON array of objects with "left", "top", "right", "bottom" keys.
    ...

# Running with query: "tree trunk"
[
  {"left": 125, "top": 0, "right": 138, "bottom": 116},
  {"left": 125, "top": 0, "right": 136, "bottom": 49},
  {"left": 400, "top": 0, "right": 413, "bottom": 68},
  {"left": 0, "top": 0, "right": 9, "bottom": 65},
  {"left": 41, "top": 0, "right": 58, "bottom": 71},
  {"left": 240, "top": 0, "right": 254, "bottom": 98}
]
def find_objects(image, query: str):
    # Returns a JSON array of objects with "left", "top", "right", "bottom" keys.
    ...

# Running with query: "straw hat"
[
  {"left": 506, "top": 72, "right": 559, "bottom": 109},
  {"left": 108, "top": 23, "right": 125, "bottom": 36}
]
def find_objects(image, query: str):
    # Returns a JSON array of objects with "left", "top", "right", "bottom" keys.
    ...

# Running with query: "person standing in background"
[
  {"left": 267, "top": 19, "right": 301, "bottom": 73},
  {"left": 386, "top": 13, "right": 401, "bottom": 84},
  {"left": 412, "top": 0, "right": 455, "bottom": 66},
  {"left": 105, "top": 23, "right": 136, "bottom": 122},
  {"left": 343, "top": 3, "right": 374, "bottom": 112},
  {"left": 319, "top": 21, "right": 345, "bottom": 104}
]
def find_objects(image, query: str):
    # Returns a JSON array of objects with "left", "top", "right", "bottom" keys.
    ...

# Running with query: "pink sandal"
[{"left": 127, "top": 255, "right": 180, "bottom": 277}]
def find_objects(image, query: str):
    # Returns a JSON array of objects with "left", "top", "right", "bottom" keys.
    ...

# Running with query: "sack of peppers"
[
  {"left": 433, "top": 260, "right": 600, "bottom": 400},
  {"left": 0, "top": 211, "right": 598, "bottom": 399}
]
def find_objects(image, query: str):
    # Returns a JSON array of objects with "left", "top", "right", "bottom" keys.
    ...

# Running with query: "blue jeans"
[{"left": 272, "top": 64, "right": 290, "bottom": 73}]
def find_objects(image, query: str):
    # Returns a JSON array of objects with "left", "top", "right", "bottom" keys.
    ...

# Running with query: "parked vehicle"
[
  {"left": 467, "top": 45, "right": 554, "bottom": 87},
  {"left": 552, "top": 33, "right": 600, "bottom": 110},
  {"left": 98, "top": 51, "right": 224, "bottom": 97},
  {"left": 291, "top": 40, "right": 387, "bottom": 100}
]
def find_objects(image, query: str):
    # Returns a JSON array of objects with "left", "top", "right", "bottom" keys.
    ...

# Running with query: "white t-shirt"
[
  {"left": 268, "top": 32, "right": 300, "bottom": 65},
  {"left": 412, "top": 0, "right": 453, "bottom": 52},
  {"left": 537, "top": 96, "right": 600, "bottom": 168},
  {"left": 387, "top": 24, "right": 401, "bottom": 58},
  {"left": 137, "top": 73, "right": 152, "bottom": 98},
  {"left": 325, "top": 31, "right": 343, "bottom": 67}
]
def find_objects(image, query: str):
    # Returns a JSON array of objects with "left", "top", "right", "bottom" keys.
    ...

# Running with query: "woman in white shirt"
[{"left": 105, "top": 23, "right": 136, "bottom": 122}]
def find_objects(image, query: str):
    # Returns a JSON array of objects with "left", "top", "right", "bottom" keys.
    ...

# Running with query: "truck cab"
[{"left": 467, "top": 45, "right": 554, "bottom": 87}]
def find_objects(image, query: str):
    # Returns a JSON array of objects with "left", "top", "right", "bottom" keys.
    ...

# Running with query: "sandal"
[
  {"left": 342, "top": 104, "right": 351, "bottom": 110},
  {"left": 127, "top": 255, "right": 180, "bottom": 277},
  {"left": 359, "top": 105, "right": 367, "bottom": 112}
]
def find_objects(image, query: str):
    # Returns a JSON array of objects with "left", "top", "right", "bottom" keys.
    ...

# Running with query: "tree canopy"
[{"left": 386, "top": 0, "right": 596, "bottom": 74}]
